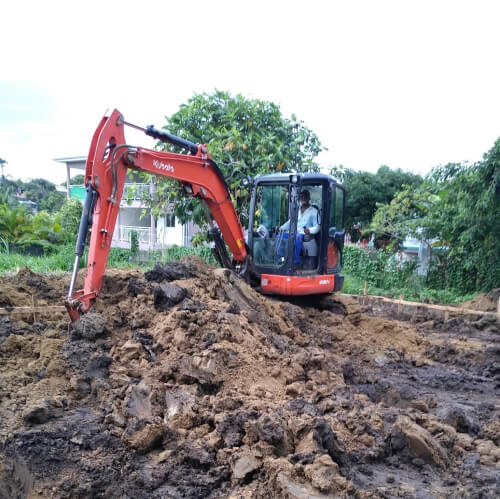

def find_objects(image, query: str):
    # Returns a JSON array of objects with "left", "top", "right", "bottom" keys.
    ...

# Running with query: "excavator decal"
[{"left": 153, "top": 160, "right": 175, "bottom": 173}]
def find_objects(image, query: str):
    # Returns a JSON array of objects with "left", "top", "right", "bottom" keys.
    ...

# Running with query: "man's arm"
[{"left": 280, "top": 219, "right": 290, "bottom": 231}]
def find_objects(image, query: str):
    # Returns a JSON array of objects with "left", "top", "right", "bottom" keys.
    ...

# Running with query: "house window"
[{"left": 165, "top": 213, "right": 176, "bottom": 227}]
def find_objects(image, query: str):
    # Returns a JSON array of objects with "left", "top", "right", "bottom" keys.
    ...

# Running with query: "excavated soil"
[
  {"left": 459, "top": 289, "right": 500, "bottom": 313},
  {"left": 0, "top": 259, "right": 499, "bottom": 498}
]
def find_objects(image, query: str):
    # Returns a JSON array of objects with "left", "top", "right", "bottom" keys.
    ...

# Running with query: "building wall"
[
  {"left": 56, "top": 158, "right": 199, "bottom": 250},
  {"left": 112, "top": 206, "right": 184, "bottom": 249},
  {"left": 157, "top": 215, "right": 183, "bottom": 246}
]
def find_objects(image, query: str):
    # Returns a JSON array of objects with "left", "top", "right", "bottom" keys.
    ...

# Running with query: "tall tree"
[
  {"left": 426, "top": 139, "right": 500, "bottom": 292},
  {"left": 60, "top": 174, "right": 85, "bottom": 187},
  {"left": 22, "top": 178, "right": 65, "bottom": 212},
  {"left": 369, "top": 138, "right": 500, "bottom": 292},
  {"left": 370, "top": 184, "right": 438, "bottom": 246},
  {"left": 2, "top": 178, "right": 65, "bottom": 212},
  {"left": 137, "top": 90, "right": 325, "bottom": 228},
  {"left": 343, "top": 166, "right": 422, "bottom": 236}
]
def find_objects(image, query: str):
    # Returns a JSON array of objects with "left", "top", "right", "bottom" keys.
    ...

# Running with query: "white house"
[{"left": 54, "top": 156, "right": 199, "bottom": 250}]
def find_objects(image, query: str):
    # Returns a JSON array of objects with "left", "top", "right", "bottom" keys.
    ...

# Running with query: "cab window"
[
  {"left": 329, "top": 186, "right": 344, "bottom": 230},
  {"left": 327, "top": 185, "right": 344, "bottom": 269},
  {"left": 335, "top": 187, "right": 344, "bottom": 229},
  {"left": 252, "top": 184, "right": 290, "bottom": 267}
]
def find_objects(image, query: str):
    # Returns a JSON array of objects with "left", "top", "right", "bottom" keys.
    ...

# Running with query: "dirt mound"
[
  {"left": 0, "top": 267, "right": 70, "bottom": 309},
  {"left": 459, "top": 289, "right": 499, "bottom": 312},
  {"left": 0, "top": 259, "right": 499, "bottom": 498}
]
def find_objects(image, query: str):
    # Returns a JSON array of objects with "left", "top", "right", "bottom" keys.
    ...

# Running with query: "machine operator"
[{"left": 279, "top": 189, "right": 320, "bottom": 265}]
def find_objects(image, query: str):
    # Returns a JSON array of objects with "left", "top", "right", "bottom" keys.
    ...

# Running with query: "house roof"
[
  {"left": 53, "top": 156, "right": 87, "bottom": 164},
  {"left": 54, "top": 156, "right": 86, "bottom": 171}
]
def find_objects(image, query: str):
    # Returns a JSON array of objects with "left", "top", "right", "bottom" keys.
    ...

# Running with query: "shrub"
[
  {"left": 130, "top": 231, "right": 139, "bottom": 257},
  {"left": 343, "top": 246, "right": 387, "bottom": 285},
  {"left": 59, "top": 200, "right": 83, "bottom": 242}
]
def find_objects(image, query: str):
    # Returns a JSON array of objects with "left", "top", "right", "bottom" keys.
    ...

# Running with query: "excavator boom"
[{"left": 66, "top": 109, "right": 246, "bottom": 322}]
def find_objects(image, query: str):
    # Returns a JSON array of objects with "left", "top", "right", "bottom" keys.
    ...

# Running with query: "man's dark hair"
[{"left": 300, "top": 189, "right": 310, "bottom": 200}]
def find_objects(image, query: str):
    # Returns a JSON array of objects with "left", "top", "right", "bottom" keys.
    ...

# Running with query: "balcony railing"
[
  {"left": 123, "top": 183, "right": 151, "bottom": 201},
  {"left": 70, "top": 183, "right": 151, "bottom": 203},
  {"left": 118, "top": 226, "right": 151, "bottom": 244}
]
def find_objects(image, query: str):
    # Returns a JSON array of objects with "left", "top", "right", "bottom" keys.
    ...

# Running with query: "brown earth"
[
  {"left": 459, "top": 289, "right": 500, "bottom": 313},
  {"left": 0, "top": 259, "right": 499, "bottom": 498}
]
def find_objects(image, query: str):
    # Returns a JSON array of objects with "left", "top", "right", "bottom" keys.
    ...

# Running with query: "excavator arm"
[{"left": 66, "top": 109, "right": 247, "bottom": 322}]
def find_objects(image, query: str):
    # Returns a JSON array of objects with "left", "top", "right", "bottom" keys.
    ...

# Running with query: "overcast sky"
[{"left": 1, "top": 0, "right": 499, "bottom": 185}]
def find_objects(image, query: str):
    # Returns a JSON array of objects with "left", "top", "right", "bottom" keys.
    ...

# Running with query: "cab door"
[
  {"left": 327, "top": 184, "right": 345, "bottom": 272},
  {"left": 249, "top": 182, "right": 292, "bottom": 271}
]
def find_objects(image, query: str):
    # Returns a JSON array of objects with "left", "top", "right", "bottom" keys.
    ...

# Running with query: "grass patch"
[
  {"left": 0, "top": 244, "right": 76, "bottom": 274},
  {"left": 341, "top": 246, "right": 480, "bottom": 305},
  {"left": 0, "top": 244, "right": 217, "bottom": 275},
  {"left": 0, "top": 243, "right": 478, "bottom": 307},
  {"left": 342, "top": 272, "right": 477, "bottom": 305}
]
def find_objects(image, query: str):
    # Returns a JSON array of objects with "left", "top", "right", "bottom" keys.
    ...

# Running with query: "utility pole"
[{"left": 0, "top": 158, "right": 6, "bottom": 182}]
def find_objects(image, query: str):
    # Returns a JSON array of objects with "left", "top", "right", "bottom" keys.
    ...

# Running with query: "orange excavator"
[{"left": 65, "top": 109, "right": 346, "bottom": 322}]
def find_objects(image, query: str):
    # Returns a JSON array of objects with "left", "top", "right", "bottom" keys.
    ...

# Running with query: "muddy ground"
[{"left": 0, "top": 259, "right": 499, "bottom": 498}]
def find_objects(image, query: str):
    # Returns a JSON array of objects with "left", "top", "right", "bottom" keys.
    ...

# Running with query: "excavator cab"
[{"left": 248, "top": 173, "right": 345, "bottom": 295}]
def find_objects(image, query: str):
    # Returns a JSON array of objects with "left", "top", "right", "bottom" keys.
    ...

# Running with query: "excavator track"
[{"left": 268, "top": 292, "right": 362, "bottom": 324}]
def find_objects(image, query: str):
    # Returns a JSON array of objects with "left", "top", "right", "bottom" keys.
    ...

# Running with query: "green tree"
[
  {"left": 425, "top": 140, "right": 500, "bottom": 292},
  {"left": 0, "top": 186, "right": 17, "bottom": 208},
  {"left": 344, "top": 166, "right": 423, "bottom": 236},
  {"left": 369, "top": 138, "right": 500, "bottom": 292},
  {"left": 0, "top": 202, "right": 35, "bottom": 247},
  {"left": 2, "top": 178, "right": 65, "bottom": 212},
  {"left": 0, "top": 187, "right": 65, "bottom": 252},
  {"left": 58, "top": 199, "right": 83, "bottom": 241},
  {"left": 327, "top": 164, "right": 345, "bottom": 182},
  {"left": 138, "top": 90, "right": 325, "bottom": 228},
  {"left": 32, "top": 210, "right": 62, "bottom": 245},
  {"left": 370, "top": 184, "right": 438, "bottom": 247},
  {"left": 22, "top": 178, "right": 65, "bottom": 212},
  {"left": 60, "top": 174, "right": 85, "bottom": 187}
]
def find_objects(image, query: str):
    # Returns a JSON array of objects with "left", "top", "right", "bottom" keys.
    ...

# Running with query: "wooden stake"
[
  {"left": 342, "top": 293, "right": 497, "bottom": 318},
  {"left": 0, "top": 305, "right": 66, "bottom": 316},
  {"left": 31, "top": 295, "right": 36, "bottom": 323}
]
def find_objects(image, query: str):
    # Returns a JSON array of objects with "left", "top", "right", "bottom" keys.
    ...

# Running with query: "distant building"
[
  {"left": 54, "top": 156, "right": 199, "bottom": 250},
  {"left": 400, "top": 234, "right": 437, "bottom": 276}
]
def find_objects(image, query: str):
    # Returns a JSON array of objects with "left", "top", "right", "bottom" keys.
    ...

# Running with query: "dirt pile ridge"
[
  {"left": 0, "top": 257, "right": 499, "bottom": 498},
  {"left": 459, "top": 289, "right": 500, "bottom": 313}
]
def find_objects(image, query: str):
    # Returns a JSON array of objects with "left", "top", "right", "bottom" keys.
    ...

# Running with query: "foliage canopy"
[
  {"left": 138, "top": 90, "right": 325, "bottom": 228},
  {"left": 60, "top": 174, "right": 85, "bottom": 187},
  {"left": 59, "top": 199, "right": 83, "bottom": 242},
  {"left": 370, "top": 138, "right": 500, "bottom": 292},
  {"left": 343, "top": 166, "right": 423, "bottom": 235},
  {"left": 2, "top": 177, "right": 65, "bottom": 212}
]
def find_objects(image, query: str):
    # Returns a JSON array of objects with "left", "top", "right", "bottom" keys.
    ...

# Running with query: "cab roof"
[{"left": 254, "top": 172, "right": 343, "bottom": 186}]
